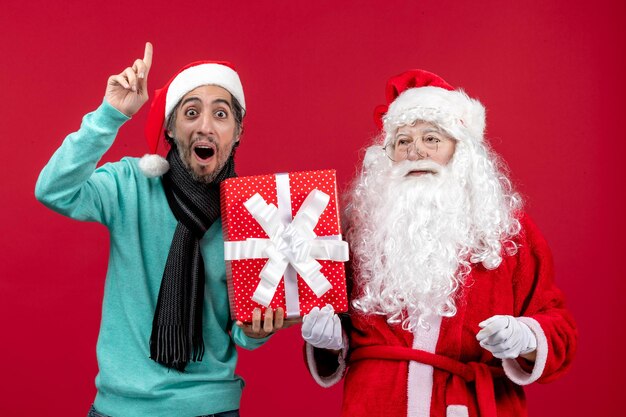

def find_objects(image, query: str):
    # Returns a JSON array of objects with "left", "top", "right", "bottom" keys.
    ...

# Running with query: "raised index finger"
[{"left": 143, "top": 42, "right": 153, "bottom": 70}]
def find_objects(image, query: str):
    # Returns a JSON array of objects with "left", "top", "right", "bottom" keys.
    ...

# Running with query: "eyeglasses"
[{"left": 383, "top": 136, "right": 441, "bottom": 162}]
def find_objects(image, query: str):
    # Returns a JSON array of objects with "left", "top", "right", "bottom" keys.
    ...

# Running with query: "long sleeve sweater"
[{"left": 35, "top": 99, "right": 268, "bottom": 417}]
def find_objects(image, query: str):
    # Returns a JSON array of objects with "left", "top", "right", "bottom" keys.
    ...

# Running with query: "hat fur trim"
[
  {"left": 383, "top": 86, "right": 485, "bottom": 144},
  {"left": 165, "top": 63, "right": 246, "bottom": 119}
]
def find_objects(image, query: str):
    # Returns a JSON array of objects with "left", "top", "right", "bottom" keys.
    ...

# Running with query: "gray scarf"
[{"left": 150, "top": 148, "right": 236, "bottom": 371}]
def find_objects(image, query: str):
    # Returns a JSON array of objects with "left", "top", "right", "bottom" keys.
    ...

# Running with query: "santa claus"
[{"left": 301, "top": 70, "right": 577, "bottom": 417}]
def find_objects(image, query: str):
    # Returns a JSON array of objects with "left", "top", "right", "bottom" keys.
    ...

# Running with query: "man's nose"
[{"left": 196, "top": 113, "right": 216, "bottom": 136}]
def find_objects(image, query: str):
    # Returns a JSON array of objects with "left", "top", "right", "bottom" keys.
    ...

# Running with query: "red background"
[{"left": 1, "top": 1, "right": 624, "bottom": 416}]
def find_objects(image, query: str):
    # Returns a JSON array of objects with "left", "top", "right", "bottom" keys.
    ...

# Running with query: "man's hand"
[
  {"left": 105, "top": 42, "right": 153, "bottom": 117},
  {"left": 476, "top": 315, "right": 537, "bottom": 360},
  {"left": 235, "top": 307, "right": 299, "bottom": 338},
  {"left": 301, "top": 305, "right": 344, "bottom": 350}
]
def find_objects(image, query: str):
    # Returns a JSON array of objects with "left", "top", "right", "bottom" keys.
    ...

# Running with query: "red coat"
[{"left": 306, "top": 215, "right": 577, "bottom": 417}]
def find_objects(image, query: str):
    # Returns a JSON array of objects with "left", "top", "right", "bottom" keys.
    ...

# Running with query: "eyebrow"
[
  {"left": 395, "top": 127, "right": 445, "bottom": 138},
  {"left": 212, "top": 98, "right": 233, "bottom": 109},
  {"left": 180, "top": 97, "right": 233, "bottom": 109}
]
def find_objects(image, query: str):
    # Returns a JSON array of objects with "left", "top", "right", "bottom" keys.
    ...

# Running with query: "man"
[
  {"left": 301, "top": 70, "right": 577, "bottom": 417},
  {"left": 35, "top": 43, "right": 285, "bottom": 417}
]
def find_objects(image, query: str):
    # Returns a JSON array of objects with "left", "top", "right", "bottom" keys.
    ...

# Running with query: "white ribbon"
[{"left": 224, "top": 177, "right": 349, "bottom": 317}]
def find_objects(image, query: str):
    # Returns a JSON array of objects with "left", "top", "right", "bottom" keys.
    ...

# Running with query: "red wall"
[{"left": 1, "top": 1, "right": 624, "bottom": 416}]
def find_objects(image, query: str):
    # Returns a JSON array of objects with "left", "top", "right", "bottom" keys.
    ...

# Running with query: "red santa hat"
[
  {"left": 374, "top": 69, "right": 486, "bottom": 146},
  {"left": 139, "top": 60, "right": 246, "bottom": 177}
]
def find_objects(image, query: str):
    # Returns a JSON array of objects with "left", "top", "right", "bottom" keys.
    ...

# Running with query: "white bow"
[{"left": 224, "top": 189, "right": 349, "bottom": 308}]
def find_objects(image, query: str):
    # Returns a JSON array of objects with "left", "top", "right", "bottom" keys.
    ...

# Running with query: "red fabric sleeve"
[{"left": 511, "top": 214, "right": 578, "bottom": 383}]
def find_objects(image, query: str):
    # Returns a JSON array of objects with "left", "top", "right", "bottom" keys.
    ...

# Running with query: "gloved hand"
[
  {"left": 476, "top": 315, "right": 537, "bottom": 359},
  {"left": 301, "top": 304, "right": 344, "bottom": 350}
]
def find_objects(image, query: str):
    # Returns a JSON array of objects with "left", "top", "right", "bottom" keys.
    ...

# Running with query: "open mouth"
[
  {"left": 407, "top": 169, "right": 435, "bottom": 176},
  {"left": 193, "top": 144, "right": 216, "bottom": 161}
]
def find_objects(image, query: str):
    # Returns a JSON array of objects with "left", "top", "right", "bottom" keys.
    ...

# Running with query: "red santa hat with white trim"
[
  {"left": 139, "top": 60, "right": 246, "bottom": 177},
  {"left": 373, "top": 69, "right": 486, "bottom": 146}
]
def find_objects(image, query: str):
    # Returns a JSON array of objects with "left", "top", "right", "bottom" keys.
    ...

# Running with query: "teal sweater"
[{"left": 35, "top": 100, "right": 268, "bottom": 417}]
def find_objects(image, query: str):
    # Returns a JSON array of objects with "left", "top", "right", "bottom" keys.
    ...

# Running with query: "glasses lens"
[
  {"left": 423, "top": 140, "right": 438, "bottom": 151},
  {"left": 384, "top": 144, "right": 398, "bottom": 161}
]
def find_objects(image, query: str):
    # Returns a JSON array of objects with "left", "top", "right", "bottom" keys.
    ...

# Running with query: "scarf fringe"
[{"left": 149, "top": 324, "right": 205, "bottom": 372}]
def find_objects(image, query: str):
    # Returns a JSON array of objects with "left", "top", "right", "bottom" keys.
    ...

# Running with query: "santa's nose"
[{"left": 406, "top": 142, "right": 427, "bottom": 160}]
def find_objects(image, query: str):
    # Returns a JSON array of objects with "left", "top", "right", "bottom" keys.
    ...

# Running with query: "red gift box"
[{"left": 220, "top": 169, "right": 349, "bottom": 322}]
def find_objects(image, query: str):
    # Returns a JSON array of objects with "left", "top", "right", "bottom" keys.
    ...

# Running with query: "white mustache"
[{"left": 390, "top": 160, "right": 443, "bottom": 177}]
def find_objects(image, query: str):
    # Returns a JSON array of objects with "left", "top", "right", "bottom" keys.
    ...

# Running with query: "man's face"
[
  {"left": 392, "top": 121, "right": 456, "bottom": 172},
  {"left": 167, "top": 85, "right": 239, "bottom": 183}
]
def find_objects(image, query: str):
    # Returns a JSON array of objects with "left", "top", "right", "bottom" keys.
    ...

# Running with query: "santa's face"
[
  {"left": 391, "top": 121, "right": 456, "bottom": 169},
  {"left": 168, "top": 85, "right": 239, "bottom": 183}
]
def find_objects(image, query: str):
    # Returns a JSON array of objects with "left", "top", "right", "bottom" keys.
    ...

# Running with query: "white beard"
[{"left": 348, "top": 155, "right": 475, "bottom": 330}]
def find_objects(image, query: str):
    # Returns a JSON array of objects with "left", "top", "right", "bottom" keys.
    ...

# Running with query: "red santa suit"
[{"left": 305, "top": 214, "right": 577, "bottom": 417}]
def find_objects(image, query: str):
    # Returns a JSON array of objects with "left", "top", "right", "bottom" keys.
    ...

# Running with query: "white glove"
[
  {"left": 476, "top": 315, "right": 537, "bottom": 359},
  {"left": 301, "top": 305, "right": 344, "bottom": 350}
]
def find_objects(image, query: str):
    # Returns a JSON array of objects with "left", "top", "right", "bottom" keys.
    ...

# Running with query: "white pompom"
[{"left": 138, "top": 154, "right": 170, "bottom": 177}]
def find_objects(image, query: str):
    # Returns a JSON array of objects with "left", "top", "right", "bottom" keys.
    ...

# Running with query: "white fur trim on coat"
[
  {"left": 138, "top": 154, "right": 170, "bottom": 177},
  {"left": 407, "top": 314, "right": 442, "bottom": 417},
  {"left": 305, "top": 330, "right": 349, "bottom": 388},
  {"left": 502, "top": 317, "right": 548, "bottom": 385},
  {"left": 446, "top": 405, "right": 469, "bottom": 417}
]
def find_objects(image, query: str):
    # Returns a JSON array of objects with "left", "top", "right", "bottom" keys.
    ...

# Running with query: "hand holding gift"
[{"left": 235, "top": 307, "right": 301, "bottom": 338}]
